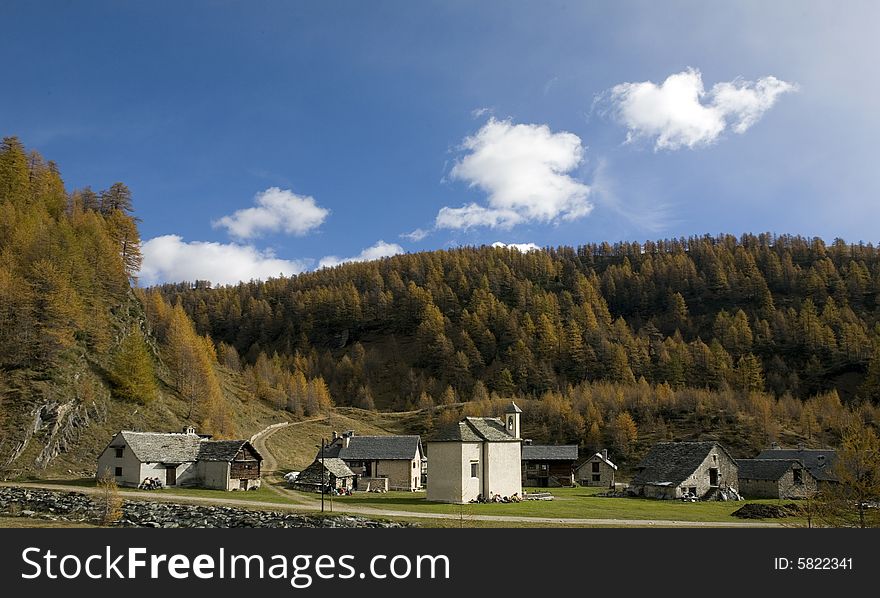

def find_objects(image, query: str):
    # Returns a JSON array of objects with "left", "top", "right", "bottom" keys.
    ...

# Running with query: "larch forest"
[{"left": 2, "top": 136, "right": 880, "bottom": 477}]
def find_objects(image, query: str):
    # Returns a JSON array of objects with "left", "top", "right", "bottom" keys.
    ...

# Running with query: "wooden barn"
[{"left": 521, "top": 444, "right": 578, "bottom": 487}]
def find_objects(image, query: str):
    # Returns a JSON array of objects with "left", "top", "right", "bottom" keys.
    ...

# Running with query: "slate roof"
[
  {"left": 754, "top": 448, "right": 838, "bottom": 481},
  {"left": 294, "top": 458, "right": 355, "bottom": 486},
  {"left": 522, "top": 445, "right": 579, "bottom": 461},
  {"left": 737, "top": 459, "right": 802, "bottom": 481},
  {"left": 116, "top": 431, "right": 201, "bottom": 463},
  {"left": 113, "top": 431, "right": 261, "bottom": 464},
  {"left": 505, "top": 401, "right": 523, "bottom": 414},
  {"left": 631, "top": 441, "right": 734, "bottom": 486},
  {"left": 428, "top": 417, "right": 519, "bottom": 442},
  {"left": 197, "top": 440, "right": 262, "bottom": 462},
  {"left": 321, "top": 435, "right": 422, "bottom": 461}
]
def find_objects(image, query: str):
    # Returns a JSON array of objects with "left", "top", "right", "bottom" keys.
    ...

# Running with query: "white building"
[
  {"left": 96, "top": 427, "right": 263, "bottom": 491},
  {"left": 426, "top": 402, "right": 523, "bottom": 503}
]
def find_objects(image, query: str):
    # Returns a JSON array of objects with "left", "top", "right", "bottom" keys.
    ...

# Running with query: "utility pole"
[{"left": 320, "top": 438, "right": 325, "bottom": 513}]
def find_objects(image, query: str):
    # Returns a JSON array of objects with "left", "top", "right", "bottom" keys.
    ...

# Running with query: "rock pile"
[
  {"left": 0, "top": 486, "right": 409, "bottom": 528},
  {"left": 732, "top": 502, "right": 801, "bottom": 519}
]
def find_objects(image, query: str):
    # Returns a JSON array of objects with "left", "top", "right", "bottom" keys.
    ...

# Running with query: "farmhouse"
[
  {"left": 292, "top": 457, "right": 356, "bottom": 493},
  {"left": 321, "top": 431, "right": 425, "bottom": 491},
  {"left": 753, "top": 447, "right": 838, "bottom": 490},
  {"left": 629, "top": 441, "right": 738, "bottom": 500},
  {"left": 737, "top": 459, "right": 817, "bottom": 499},
  {"left": 574, "top": 449, "right": 617, "bottom": 488},
  {"left": 96, "top": 427, "right": 262, "bottom": 491},
  {"left": 426, "top": 402, "right": 523, "bottom": 503},
  {"left": 521, "top": 443, "right": 578, "bottom": 487}
]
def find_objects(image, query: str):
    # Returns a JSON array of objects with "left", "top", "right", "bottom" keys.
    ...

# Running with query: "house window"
[
  {"left": 592, "top": 474, "right": 600, "bottom": 482},
  {"left": 470, "top": 461, "right": 479, "bottom": 478},
  {"left": 115, "top": 447, "right": 124, "bottom": 458},
  {"left": 592, "top": 461, "right": 600, "bottom": 473},
  {"left": 114, "top": 467, "right": 123, "bottom": 477},
  {"left": 793, "top": 469, "right": 803, "bottom": 485}
]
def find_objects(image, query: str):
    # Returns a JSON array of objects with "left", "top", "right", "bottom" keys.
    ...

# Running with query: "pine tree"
[{"left": 109, "top": 327, "right": 158, "bottom": 404}]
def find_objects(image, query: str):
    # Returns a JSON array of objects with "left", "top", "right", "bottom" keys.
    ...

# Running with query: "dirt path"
[
  {"left": 249, "top": 417, "right": 328, "bottom": 473},
  {"left": 0, "top": 481, "right": 781, "bottom": 527}
]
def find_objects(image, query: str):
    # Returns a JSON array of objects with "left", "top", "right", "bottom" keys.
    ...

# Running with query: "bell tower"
[{"left": 504, "top": 401, "right": 522, "bottom": 438}]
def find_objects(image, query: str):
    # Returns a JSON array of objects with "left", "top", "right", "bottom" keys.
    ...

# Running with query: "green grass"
[
  {"left": 22, "top": 479, "right": 794, "bottom": 525},
  {"left": 326, "top": 486, "right": 786, "bottom": 523}
]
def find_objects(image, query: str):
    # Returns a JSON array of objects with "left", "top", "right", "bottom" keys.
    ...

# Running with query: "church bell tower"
[{"left": 504, "top": 401, "right": 522, "bottom": 439}]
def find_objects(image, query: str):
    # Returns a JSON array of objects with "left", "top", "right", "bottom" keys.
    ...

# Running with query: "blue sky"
[{"left": 3, "top": 1, "right": 878, "bottom": 285}]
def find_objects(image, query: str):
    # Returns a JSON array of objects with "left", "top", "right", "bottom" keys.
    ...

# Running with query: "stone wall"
[{"left": 0, "top": 486, "right": 409, "bottom": 528}]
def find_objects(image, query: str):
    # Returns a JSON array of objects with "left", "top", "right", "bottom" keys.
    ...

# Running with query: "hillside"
[
  {"left": 0, "top": 137, "right": 300, "bottom": 479},
  {"left": 158, "top": 231, "right": 880, "bottom": 456}
]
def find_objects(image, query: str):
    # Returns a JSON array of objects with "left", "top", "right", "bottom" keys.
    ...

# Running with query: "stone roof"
[
  {"left": 428, "top": 417, "right": 519, "bottom": 442},
  {"left": 197, "top": 440, "right": 262, "bottom": 462},
  {"left": 117, "top": 431, "right": 201, "bottom": 463},
  {"left": 754, "top": 448, "right": 838, "bottom": 481},
  {"left": 579, "top": 451, "right": 618, "bottom": 470},
  {"left": 321, "top": 435, "right": 423, "bottom": 461},
  {"left": 631, "top": 441, "right": 734, "bottom": 487},
  {"left": 113, "top": 431, "right": 261, "bottom": 464},
  {"left": 294, "top": 458, "right": 355, "bottom": 486},
  {"left": 522, "top": 445, "right": 578, "bottom": 461},
  {"left": 737, "top": 459, "right": 803, "bottom": 481}
]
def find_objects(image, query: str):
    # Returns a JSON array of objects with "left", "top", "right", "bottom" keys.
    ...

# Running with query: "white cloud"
[
  {"left": 491, "top": 241, "right": 541, "bottom": 252},
  {"left": 609, "top": 68, "right": 797, "bottom": 150},
  {"left": 435, "top": 118, "right": 592, "bottom": 230},
  {"left": 139, "top": 235, "right": 307, "bottom": 286},
  {"left": 400, "top": 228, "right": 430, "bottom": 242},
  {"left": 471, "top": 107, "right": 493, "bottom": 119},
  {"left": 318, "top": 240, "right": 404, "bottom": 269},
  {"left": 435, "top": 203, "right": 522, "bottom": 230},
  {"left": 213, "top": 187, "right": 329, "bottom": 239}
]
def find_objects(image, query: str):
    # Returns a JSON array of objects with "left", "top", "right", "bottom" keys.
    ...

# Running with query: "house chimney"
[
  {"left": 183, "top": 426, "right": 196, "bottom": 435},
  {"left": 817, "top": 455, "right": 826, "bottom": 468},
  {"left": 770, "top": 442, "right": 780, "bottom": 450},
  {"left": 602, "top": 449, "right": 608, "bottom": 461},
  {"left": 332, "top": 431, "right": 338, "bottom": 441},
  {"left": 523, "top": 439, "right": 533, "bottom": 446},
  {"left": 797, "top": 443, "right": 805, "bottom": 451},
  {"left": 343, "top": 430, "right": 354, "bottom": 448}
]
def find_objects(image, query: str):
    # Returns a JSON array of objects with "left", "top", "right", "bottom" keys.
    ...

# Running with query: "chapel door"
[{"left": 166, "top": 465, "right": 177, "bottom": 486}]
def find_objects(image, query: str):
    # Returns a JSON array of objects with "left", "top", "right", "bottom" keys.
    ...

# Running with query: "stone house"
[
  {"left": 753, "top": 447, "right": 838, "bottom": 490},
  {"left": 521, "top": 443, "right": 578, "bottom": 487},
  {"left": 629, "top": 441, "right": 738, "bottom": 500},
  {"left": 425, "top": 402, "right": 523, "bottom": 503},
  {"left": 575, "top": 449, "right": 617, "bottom": 488},
  {"left": 737, "top": 459, "right": 818, "bottom": 499},
  {"left": 292, "top": 457, "right": 356, "bottom": 493},
  {"left": 96, "top": 427, "right": 262, "bottom": 491},
  {"left": 320, "top": 432, "right": 425, "bottom": 491}
]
